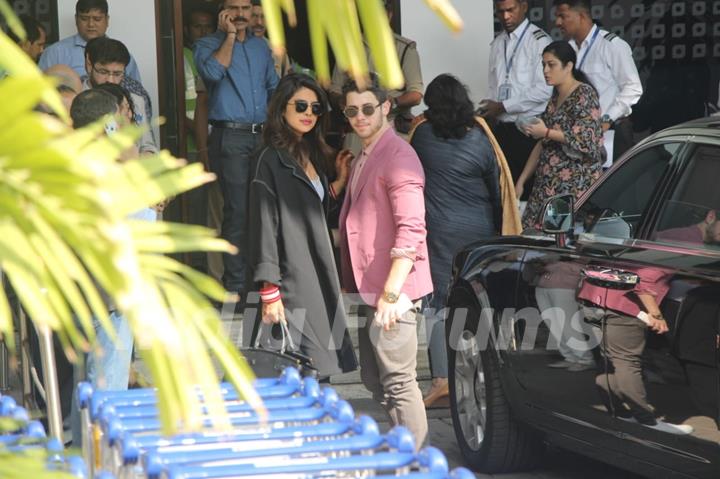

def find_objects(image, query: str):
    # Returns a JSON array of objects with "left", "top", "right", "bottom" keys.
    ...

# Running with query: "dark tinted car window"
[
  {"left": 653, "top": 144, "right": 720, "bottom": 250},
  {"left": 576, "top": 143, "right": 679, "bottom": 239}
]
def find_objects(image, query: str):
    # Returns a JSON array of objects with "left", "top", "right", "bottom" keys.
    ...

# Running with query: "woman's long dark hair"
[
  {"left": 542, "top": 41, "right": 596, "bottom": 92},
  {"left": 423, "top": 74, "right": 476, "bottom": 140},
  {"left": 263, "top": 73, "right": 333, "bottom": 170}
]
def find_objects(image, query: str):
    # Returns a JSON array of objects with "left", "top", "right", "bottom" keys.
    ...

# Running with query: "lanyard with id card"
[{"left": 499, "top": 22, "right": 531, "bottom": 102}]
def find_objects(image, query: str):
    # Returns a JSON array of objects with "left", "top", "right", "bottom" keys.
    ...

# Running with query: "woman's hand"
[
  {"left": 335, "top": 149, "right": 353, "bottom": 184},
  {"left": 262, "top": 299, "right": 285, "bottom": 324},
  {"left": 524, "top": 118, "right": 548, "bottom": 140}
]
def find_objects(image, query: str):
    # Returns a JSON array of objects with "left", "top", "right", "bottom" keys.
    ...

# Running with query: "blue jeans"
[
  {"left": 208, "top": 127, "right": 261, "bottom": 292},
  {"left": 70, "top": 207, "right": 151, "bottom": 444},
  {"left": 71, "top": 311, "right": 134, "bottom": 445}
]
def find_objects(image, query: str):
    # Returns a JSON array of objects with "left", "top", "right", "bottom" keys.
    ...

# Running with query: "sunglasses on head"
[
  {"left": 289, "top": 100, "right": 324, "bottom": 115},
  {"left": 343, "top": 103, "right": 382, "bottom": 119}
]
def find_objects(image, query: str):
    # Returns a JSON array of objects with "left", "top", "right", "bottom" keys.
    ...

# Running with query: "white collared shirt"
[
  {"left": 569, "top": 24, "right": 643, "bottom": 121},
  {"left": 487, "top": 19, "right": 553, "bottom": 123}
]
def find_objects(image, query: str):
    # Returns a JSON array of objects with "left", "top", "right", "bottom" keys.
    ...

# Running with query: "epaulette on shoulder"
[
  {"left": 533, "top": 29, "right": 549, "bottom": 40},
  {"left": 603, "top": 31, "right": 618, "bottom": 42},
  {"left": 395, "top": 35, "right": 415, "bottom": 47}
]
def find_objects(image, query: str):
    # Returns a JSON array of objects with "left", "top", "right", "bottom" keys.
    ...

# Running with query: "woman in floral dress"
[{"left": 516, "top": 41, "right": 604, "bottom": 230}]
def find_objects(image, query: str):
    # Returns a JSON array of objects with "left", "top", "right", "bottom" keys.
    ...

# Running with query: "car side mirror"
[{"left": 542, "top": 194, "right": 574, "bottom": 234}]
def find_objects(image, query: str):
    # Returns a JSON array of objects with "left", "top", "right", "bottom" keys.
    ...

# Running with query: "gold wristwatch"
[{"left": 382, "top": 291, "right": 400, "bottom": 303}]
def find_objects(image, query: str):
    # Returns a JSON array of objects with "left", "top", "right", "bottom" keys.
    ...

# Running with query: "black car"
[{"left": 445, "top": 118, "right": 720, "bottom": 478}]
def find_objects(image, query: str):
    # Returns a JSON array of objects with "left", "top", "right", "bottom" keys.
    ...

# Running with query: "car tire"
[{"left": 447, "top": 302, "right": 544, "bottom": 473}]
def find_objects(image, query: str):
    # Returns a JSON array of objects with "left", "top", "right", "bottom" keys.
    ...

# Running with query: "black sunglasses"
[
  {"left": 288, "top": 100, "right": 324, "bottom": 115},
  {"left": 343, "top": 103, "right": 382, "bottom": 119}
]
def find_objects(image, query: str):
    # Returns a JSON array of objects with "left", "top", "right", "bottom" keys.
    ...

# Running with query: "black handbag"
[{"left": 241, "top": 321, "right": 318, "bottom": 379}]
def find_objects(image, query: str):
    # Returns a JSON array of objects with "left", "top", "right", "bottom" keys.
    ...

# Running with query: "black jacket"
[{"left": 245, "top": 146, "right": 357, "bottom": 377}]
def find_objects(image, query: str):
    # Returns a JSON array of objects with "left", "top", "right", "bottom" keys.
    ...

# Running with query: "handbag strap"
[{"left": 253, "top": 320, "right": 296, "bottom": 353}]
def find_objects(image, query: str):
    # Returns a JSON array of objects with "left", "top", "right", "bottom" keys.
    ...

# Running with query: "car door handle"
[{"left": 581, "top": 267, "right": 639, "bottom": 289}]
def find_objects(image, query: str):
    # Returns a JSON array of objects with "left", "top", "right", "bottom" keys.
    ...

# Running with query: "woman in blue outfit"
[{"left": 410, "top": 74, "right": 502, "bottom": 406}]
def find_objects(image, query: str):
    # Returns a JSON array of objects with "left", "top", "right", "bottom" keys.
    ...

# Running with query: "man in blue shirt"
[
  {"left": 39, "top": 0, "right": 141, "bottom": 83},
  {"left": 194, "top": 0, "right": 278, "bottom": 297}
]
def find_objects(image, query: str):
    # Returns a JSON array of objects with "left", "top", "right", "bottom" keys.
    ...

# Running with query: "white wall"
[
  {"left": 56, "top": 0, "right": 159, "bottom": 135},
  {"left": 401, "top": 0, "right": 493, "bottom": 110}
]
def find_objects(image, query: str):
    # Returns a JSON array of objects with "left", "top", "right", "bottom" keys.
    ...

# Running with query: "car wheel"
[{"left": 448, "top": 305, "right": 544, "bottom": 473}]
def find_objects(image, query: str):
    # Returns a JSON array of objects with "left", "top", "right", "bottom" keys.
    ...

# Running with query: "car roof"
[{"left": 648, "top": 117, "right": 720, "bottom": 142}]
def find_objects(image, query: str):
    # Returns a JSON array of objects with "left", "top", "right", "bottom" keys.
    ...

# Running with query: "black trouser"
[
  {"left": 208, "top": 127, "right": 261, "bottom": 292},
  {"left": 612, "top": 119, "right": 634, "bottom": 163},
  {"left": 596, "top": 312, "right": 656, "bottom": 424},
  {"left": 491, "top": 121, "right": 538, "bottom": 201}
]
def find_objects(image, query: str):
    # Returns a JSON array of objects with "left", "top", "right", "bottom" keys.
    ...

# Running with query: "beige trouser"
[
  {"left": 206, "top": 181, "right": 224, "bottom": 282},
  {"left": 358, "top": 303, "right": 428, "bottom": 449}
]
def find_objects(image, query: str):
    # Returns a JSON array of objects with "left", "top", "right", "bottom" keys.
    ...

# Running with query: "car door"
[
  {"left": 592, "top": 140, "right": 720, "bottom": 478},
  {"left": 510, "top": 141, "right": 684, "bottom": 441}
]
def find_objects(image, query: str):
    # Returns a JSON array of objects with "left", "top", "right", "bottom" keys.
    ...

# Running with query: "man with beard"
[
  {"left": 194, "top": 0, "right": 278, "bottom": 300},
  {"left": 82, "top": 37, "right": 157, "bottom": 154}
]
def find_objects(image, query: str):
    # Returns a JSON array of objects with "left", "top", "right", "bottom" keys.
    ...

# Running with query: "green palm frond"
[
  {"left": 0, "top": 3, "right": 264, "bottom": 441},
  {"left": 262, "top": 0, "right": 462, "bottom": 88}
]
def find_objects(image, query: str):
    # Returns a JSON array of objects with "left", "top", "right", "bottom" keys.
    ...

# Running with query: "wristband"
[{"left": 260, "top": 285, "right": 281, "bottom": 304}]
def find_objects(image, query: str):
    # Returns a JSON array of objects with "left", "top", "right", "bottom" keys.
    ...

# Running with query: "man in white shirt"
[
  {"left": 554, "top": 0, "right": 643, "bottom": 163},
  {"left": 481, "top": 0, "right": 552, "bottom": 200}
]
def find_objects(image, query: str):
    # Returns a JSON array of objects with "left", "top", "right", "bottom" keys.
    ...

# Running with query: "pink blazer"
[
  {"left": 339, "top": 128, "right": 433, "bottom": 305},
  {"left": 577, "top": 266, "right": 672, "bottom": 318}
]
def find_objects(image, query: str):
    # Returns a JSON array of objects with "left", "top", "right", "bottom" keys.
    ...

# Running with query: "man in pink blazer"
[{"left": 339, "top": 74, "right": 433, "bottom": 448}]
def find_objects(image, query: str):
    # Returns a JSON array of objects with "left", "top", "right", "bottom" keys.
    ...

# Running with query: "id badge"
[{"left": 498, "top": 83, "right": 512, "bottom": 101}]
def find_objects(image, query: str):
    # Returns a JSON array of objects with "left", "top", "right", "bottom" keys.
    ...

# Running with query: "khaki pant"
[{"left": 358, "top": 303, "right": 427, "bottom": 449}]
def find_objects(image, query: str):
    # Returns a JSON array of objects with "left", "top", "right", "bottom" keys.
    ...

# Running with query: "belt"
[{"left": 210, "top": 120, "right": 263, "bottom": 134}]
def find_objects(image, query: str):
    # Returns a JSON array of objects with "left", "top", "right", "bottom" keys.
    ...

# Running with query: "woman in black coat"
[{"left": 246, "top": 73, "right": 357, "bottom": 379}]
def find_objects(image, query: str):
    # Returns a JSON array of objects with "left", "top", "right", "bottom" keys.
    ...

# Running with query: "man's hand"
[
  {"left": 647, "top": 315, "right": 668, "bottom": 334},
  {"left": 479, "top": 99, "right": 505, "bottom": 119},
  {"left": 262, "top": 299, "right": 285, "bottom": 324},
  {"left": 218, "top": 9, "right": 238, "bottom": 34},
  {"left": 374, "top": 293, "right": 413, "bottom": 331}
]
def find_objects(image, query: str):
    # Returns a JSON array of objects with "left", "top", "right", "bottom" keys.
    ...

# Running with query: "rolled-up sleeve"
[
  {"left": 384, "top": 148, "right": 427, "bottom": 260},
  {"left": 633, "top": 267, "right": 670, "bottom": 297},
  {"left": 193, "top": 38, "right": 227, "bottom": 84}
]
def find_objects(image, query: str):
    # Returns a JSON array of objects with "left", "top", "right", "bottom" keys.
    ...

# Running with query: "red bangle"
[{"left": 260, "top": 285, "right": 281, "bottom": 303}]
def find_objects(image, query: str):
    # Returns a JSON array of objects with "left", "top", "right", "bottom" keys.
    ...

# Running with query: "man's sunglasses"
[
  {"left": 288, "top": 100, "right": 324, "bottom": 115},
  {"left": 343, "top": 103, "right": 382, "bottom": 118}
]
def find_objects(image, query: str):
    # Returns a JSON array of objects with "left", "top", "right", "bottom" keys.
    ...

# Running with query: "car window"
[
  {"left": 652, "top": 144, "right": 720, "bottom": 250},
  {"left": 576, "top": 143, "right": 679, "bottom": 239}
]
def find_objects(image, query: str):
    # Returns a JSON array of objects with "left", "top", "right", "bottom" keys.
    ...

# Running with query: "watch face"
[{"left": 384, "top": 291, "right": 399, "bottom": 303}]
